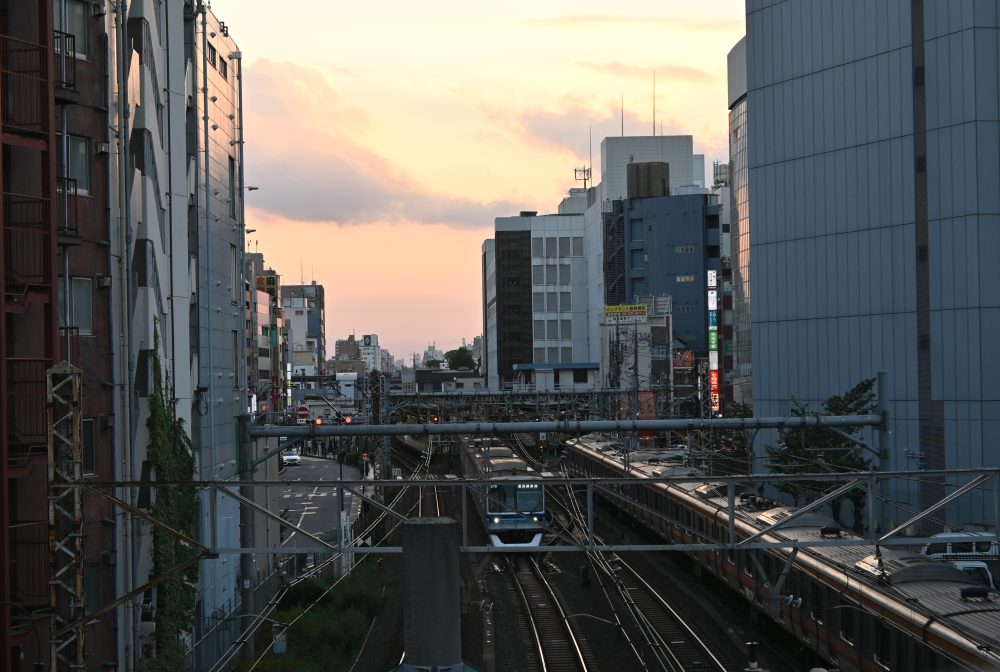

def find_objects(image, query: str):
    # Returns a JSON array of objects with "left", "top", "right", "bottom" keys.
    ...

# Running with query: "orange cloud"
[{"left": 243, "top": 59, "right": 516, "bottom": 228}]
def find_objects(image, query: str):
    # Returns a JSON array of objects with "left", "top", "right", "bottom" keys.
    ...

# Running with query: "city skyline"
[{"left": 210, "top": 0, "right": 745, "bottom": 357}]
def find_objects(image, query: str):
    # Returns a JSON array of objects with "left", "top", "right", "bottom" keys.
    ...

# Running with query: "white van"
[
  {"left": 953, "top": 560, "right": 998, "bottom": 590},
  {"left": 920, "top": 532, "right": 999, "bottom": 559}
]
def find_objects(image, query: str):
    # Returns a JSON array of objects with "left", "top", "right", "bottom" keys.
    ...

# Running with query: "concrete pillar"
[{"left": 402, "top": 517, "right": 462, "bottom": 668}]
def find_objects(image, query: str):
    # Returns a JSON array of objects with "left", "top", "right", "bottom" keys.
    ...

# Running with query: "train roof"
[{"left": 566, "top": 434, "right": 1000, "bottom": 664}]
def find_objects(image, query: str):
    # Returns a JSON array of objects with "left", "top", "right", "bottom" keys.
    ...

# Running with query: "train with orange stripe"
[{"left": 564, "top": 434, "right": 1000, "bottom": 672}]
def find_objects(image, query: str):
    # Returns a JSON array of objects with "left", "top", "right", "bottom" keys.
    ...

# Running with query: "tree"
[
  {"left": 764, "top": 378, "right": 876, "bottom": 531},
  {"left": 445, "top": 346, "right": 476, "bottom": 370}
]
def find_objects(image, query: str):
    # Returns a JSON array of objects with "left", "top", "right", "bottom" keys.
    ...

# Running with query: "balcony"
[
  {"left": 0, "top": 35, "right": 47, "bottom": 134},
  {"left": 56, "top": 177, "right": 80, "bottom": 244},
  {"left": 3, "top": 193, "right": 53, "bottom": 302},
  {"left": 9, "top": 521, "right": 50, "bottom": 616},
  {"left": 53, "top": 30, "right": 76, "bottom": 92},
  {"left": 6, "top": 358, "right": 50, "bottom": 468}
]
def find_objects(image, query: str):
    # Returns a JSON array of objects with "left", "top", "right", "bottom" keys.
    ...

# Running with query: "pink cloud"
[{"left": 242, "top": 60, "right": 517, "bottom": 228}]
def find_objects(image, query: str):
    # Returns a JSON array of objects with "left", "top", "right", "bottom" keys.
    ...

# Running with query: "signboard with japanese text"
[
  {"left": 709, "top": 350, "right": 719, "bottom": 371},
  {"left": 708, "top": 331, "right": 718, "bottom": 350},
  {"left": 604, "top": 304, "right": 649, "bottom": 325},
  {"left": 707, "top": 269, "right": 717, "bottom": 288},
  {"left": 708, "top": 290, "right": 718, "bottom": 311},
  {"left": 708, "top": 310, "right": 717, "bottom": 329}
]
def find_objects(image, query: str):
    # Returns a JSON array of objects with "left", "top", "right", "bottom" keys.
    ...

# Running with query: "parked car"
[
  {"left": 921, "top": 532, "right": 999, "bottom": 559},
  {"left": 280, "top": 450, "right": 301, "bottom": 467}
]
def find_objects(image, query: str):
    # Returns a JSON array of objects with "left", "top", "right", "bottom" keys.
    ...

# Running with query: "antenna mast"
[{"left": 652, "top": 69, "right": 656, "bottom": 136}]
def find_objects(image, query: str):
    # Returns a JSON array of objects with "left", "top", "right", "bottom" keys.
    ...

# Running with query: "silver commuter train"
[
  {"left": 461, "top": 438, "right": 546, "bottom": 548},
  {"left": 564, "top": 434, "right": 1000, "bottom": 672}
]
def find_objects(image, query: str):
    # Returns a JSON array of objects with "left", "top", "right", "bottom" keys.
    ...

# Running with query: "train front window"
[
  {"left": 488, "top": 485, "right": 516, "bottom": 513},
  {"left": 516, "top": 484, "right": 542, "bottom": 512}
]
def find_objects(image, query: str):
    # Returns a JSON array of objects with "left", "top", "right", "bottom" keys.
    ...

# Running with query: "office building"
[
  {"left": 728, "top": 36, "right": 751, "bottom": 406},
  {"left": 746, "top": 1, "right": 1000, "bottom": 527}
]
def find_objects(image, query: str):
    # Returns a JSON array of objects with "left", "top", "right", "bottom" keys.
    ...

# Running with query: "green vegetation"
[
  {"left": 239, "top": 563, "right": 384, "bottom": 672},
  {"left": 764, "top": 378, "right": 876, "bottom": 530},
  {"left": 445, "top": 346, "right": 476, "bottom": 370},
  {"left": 140, "top": 329, "right": 199, "bottom": 671}
]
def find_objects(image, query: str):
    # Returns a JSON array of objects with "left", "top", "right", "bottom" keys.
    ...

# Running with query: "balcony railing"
[
  {"left": 56, "top": 176, "right": 79, "bottom": 236},
  {"left": 9, "top": 522, "right": 50, "bottom": 613},
  {"left": 3, "top": 192, "right": 52, "bottom": 302},
  {"left": 6, "top": 358, "right": 50, "bottom": 466},
  {"left": 53, "top": 30, "right": 76, "bottom": 90},
  {"left": 0, "top": 35, "right": 46, "bottom": 133}
]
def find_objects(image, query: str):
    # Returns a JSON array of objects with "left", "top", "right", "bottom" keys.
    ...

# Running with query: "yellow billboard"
[{"left": 604, "top": 304, "right": 648, "bottom": 325}]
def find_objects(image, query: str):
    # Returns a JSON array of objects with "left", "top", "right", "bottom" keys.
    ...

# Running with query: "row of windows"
[
  {"left": 206, "top": 44, "right": 229, "bottom": 80},
  {"left": 676, "top": 274, "right": 696, "bottom": 283},
  {"left": 533, "top": 346, "right": 574, "bottom": 364},
  {"left": 533, "top": 319, "right": 572, "bottom": 341},
  {"left": 675, "top": 245, "right": 696, "bottom": 254},
  {"left": 531, "top": 264, "right": 572, "bottom": 285},
  {"left": 531, "top": 236, "right": 584, "bottom": 258},
  {"left": 532, "top": 291, "right": 572, "bottom": 312}
]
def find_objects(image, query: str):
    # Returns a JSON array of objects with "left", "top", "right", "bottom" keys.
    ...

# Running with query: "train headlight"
[
  {"left": 532, "top": 516, "right": 539, "bottom": 522},
  {"left": 492, "top": 517, "right": 500, "bottom": 525}
]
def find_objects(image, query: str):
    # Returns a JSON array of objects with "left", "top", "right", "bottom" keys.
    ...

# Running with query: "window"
[
  {"left": 839, "top": 602, "right": 856, "bottom": 645},
  {"left": 229, "top": 156, "right": 236, "bottom": 216},
  {"left": 560, "top": 292, "right": 572, "bottom": 311},
  {"left": 558, "top": 237, "right": 570, "bottom": 257},
  {"left": 82, "top": 418, "right": 95, "bottom": 475},
  {"left": 533, "top": 320, "right": 545, "bottom": 339},
  {"left": 560, "top": 320, "right": 572, "bottom": 339},
  {"left": 547, "top": 319, "right": 558, "bottom": 339},
  {"left": 545, "top": 264, "right": 557, "bottom": 284},
  {"left": 533, "top": 347, "right": 545, "bottom": 363},
  {"left": 545, "top": 237, "right": 557, "bottom": 257},
  {"left": 531, "top": 238, "right": 543, "bottom": 257},
  {"left": 532, "top": 265, "right": 543, "bottom": 284},
  {"left": 207, "top": 43, "right": 217, "bottom": 68},
  {"left": 532, "top": 292, "right": 544, "bottom": 312},
  {"left": 53, "top": 0, "right": 88, "bottom": 58},
  {"left": 559, "top": 264, "right": 571, "bottom": 284},
  {"left": 232, "top": 331, "right": 240, "bottom": 388},
  {"left": 219, "top": 58, "right": 228, "bottom": 80},
  {"left": 561, "top": 347, "right": 572, "bottom": 362},
  {"left": 874, "top": 621, "right": 894, "bottom": 669},
  {"left": 572, "top": 237, "right": 583, "bottom": 256},
  {"left": 546, "top": 292, "right": 558, "bottom": 311},
  {"left": 675, "top": 245, "right": 695, "bottom": 254},
  {"left": 573, "top": 369, "right": 588, "bottom": 384},
  {"left": 676, "top": 274, "right": 696, "bottom": 283},
  {"left": 547, "top": 347, "right": 559, "bottom": 363},
  {"left": 57, "top": 277, "right": 93, "bottom": 335},
  {"left": 56, "top": 134, "right": 91, "bottom": 195},
  {"left": 230, "top": 244, "right": 238, "bottom": 303}
]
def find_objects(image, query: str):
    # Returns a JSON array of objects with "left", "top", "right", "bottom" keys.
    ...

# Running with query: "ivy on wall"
[{"left": 142, "top": 328, "right": 199, "bottom": 670}]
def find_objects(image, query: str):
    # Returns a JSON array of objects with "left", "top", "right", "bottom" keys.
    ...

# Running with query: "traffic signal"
[
  {"left": 432, "top": 415, "right": 440, "bottom": 424},
  {"left": 344, "top": 416, "right": 352, "bottom": 424},
  {"left": 315, "top": 417, "right": 323, "bottom": 425}
]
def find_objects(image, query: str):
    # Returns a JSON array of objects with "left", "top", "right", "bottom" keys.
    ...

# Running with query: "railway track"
[
  {"left": 508, "top": 556, "right": 593, "bottom": 672},
  {"left": 544, "top": 473, "right": 727, "bottom": 672}
]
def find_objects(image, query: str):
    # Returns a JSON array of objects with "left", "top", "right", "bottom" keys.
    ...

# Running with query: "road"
[{"left": 276, "top": 456, "right": 364, "bottom": 548}]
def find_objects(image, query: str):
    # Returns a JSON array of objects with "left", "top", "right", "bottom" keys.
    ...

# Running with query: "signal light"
[
  {"left": 432, "top": 415, "right": 440, "bottom": 424},
  {"left": 315, "top": 417, "right": 323, "bottom": 425},
  {"left": 344, "top": 416, "right": 352, "bottom": 424}
]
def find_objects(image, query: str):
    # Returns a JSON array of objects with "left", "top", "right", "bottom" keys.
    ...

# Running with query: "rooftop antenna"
[
  {"left": 621, "top": 92, "right": 624, "bottom": 136},
  {"left": 652, "top": 68, "right": 656, "bottom": 136},
  {"left": 300, "top": 258, "right": 304, "bottom": 283}
]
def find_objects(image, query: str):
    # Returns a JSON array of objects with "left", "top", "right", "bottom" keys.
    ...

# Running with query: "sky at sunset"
[{"left": 210, "top": 0, "right": 747, "bottom": 362}]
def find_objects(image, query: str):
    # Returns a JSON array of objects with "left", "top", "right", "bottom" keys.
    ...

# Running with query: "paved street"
[{"left": 277, "top": 456, "right": 364, "bottom": 547}]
